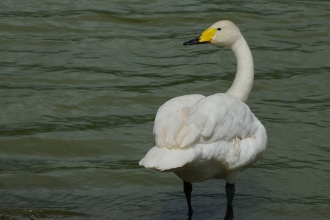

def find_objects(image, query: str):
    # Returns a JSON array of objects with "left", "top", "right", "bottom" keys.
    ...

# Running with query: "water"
[{"left": 0, "top": 0, "right": 330, "bottom": 219}]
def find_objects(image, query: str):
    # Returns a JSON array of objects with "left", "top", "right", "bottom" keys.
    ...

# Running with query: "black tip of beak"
[
  {"left": 183, "top": 36, "right": 209, "bottom": 46},
  {"left": 183, "top": 36, "right": 199, "bottom": 45}
]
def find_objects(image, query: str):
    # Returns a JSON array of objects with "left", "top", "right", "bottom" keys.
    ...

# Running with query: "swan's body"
[
  {"left": 139, "top": 20, "right": 267, "bottom": 219},
  {"left": 140, "top": 93, "right": 266, "bottom": 183}
]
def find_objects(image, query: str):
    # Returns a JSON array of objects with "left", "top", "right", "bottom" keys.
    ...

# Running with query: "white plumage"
[
  {"left": 140, "top": 93, "right": 266, "bottom": 183},
  {"left": 139, "top": 20, "right": 267, "bottom": 218}
]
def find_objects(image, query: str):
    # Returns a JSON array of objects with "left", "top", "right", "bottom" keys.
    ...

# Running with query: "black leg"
[
  {"left": 183, "top": 181, "right": 193, "bottom": 217},
  {"left": 224, "top": 183, "right": 235, "bottom": 220}
]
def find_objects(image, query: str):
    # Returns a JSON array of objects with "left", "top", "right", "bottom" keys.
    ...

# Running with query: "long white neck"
[{"left": 226, "top": 35, "right": 254, "bottom": 103}]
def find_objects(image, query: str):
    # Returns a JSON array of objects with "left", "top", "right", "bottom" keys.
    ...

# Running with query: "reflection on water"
[
  {"left": 0, "top": 208, "right": 86, "bottom": 219},
  {"left": 0, "top": 0, "right": 330, "bottom": 219}
]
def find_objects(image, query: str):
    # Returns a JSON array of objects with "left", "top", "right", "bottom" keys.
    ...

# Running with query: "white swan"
[{"left": 139, "top": 20, "right": 267, "bottom": 219}]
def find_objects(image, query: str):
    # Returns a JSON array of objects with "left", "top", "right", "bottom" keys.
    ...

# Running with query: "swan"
[{"left": 139, "top": 20, "right": 267, "bottom": 219}]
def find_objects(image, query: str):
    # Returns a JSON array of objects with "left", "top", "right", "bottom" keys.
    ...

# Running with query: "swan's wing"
[
  {"left": 168, "top": 93, "right": 259, "bottom": 148},
  {"left": 141, "top": 93, "right": 265, "bottom": 171},
  {"left": 153, "top": 94, "right": 204, "bottom": 148}
]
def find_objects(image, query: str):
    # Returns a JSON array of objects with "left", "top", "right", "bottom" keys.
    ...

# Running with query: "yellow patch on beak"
[{"left": 199, "top": 28, "right": 217, "bottom": 43}]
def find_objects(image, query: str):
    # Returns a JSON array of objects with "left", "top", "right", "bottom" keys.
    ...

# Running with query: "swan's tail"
[{"left": 139, "top": 146, "right": 195, "bottom": 171}]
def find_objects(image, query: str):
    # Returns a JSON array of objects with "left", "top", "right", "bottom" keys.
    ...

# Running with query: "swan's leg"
[
  {"left": 224, "top": 183, "right": 235, "bottom": 220},
  {"left": 183, "top": 181, "right": 193, "bottom": 217}
]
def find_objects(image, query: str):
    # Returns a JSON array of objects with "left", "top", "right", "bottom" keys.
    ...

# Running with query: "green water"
[{"left": 0, "top": 0, "right": 330, "bottom": 219}]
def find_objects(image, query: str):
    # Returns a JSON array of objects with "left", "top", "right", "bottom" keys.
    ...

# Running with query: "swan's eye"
[{"left": 217, "top": 28, "right": 221, "bottom": 31}]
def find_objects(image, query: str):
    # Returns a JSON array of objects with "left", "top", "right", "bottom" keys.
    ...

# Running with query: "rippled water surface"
[{"left": 1, "top": 0, "right": 330, "bottom": 219}]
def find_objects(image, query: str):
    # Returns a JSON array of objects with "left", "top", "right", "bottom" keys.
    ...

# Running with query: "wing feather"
[
  {"left": 154, "top": 93, "right": 259, "bottom": 149},
  {"left": 153, "top": 94, "right": 204, "bottom": 148}
]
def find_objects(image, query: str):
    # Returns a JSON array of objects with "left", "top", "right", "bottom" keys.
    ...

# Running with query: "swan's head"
[{"left": 183, "top": 20, "right": 242, "bottom": 47}]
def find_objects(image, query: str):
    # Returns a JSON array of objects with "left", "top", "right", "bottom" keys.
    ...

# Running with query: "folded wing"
[
  {"left": 140, "top": 93, "right": 263, "bottom": 171},
  {"left": 154, "top": 93, "right": 259, "bottom": 149}
]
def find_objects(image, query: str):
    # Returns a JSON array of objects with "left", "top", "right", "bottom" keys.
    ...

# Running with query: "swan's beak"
[{"left": 183, "top": 28, "right": 216, "bottom": 45}]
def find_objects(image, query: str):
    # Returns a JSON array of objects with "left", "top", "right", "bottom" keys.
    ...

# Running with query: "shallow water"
[{"left": 0, "top": 0, "right": 330, "bottom": 219}]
